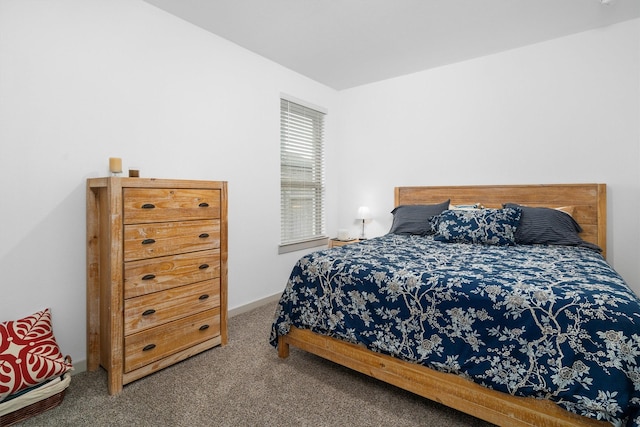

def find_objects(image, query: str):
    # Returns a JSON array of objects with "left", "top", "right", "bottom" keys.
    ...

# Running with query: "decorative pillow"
[
  {"left": 503, "top": 203, "right": 601, "bottom": 251},
  {"left": 0, "top": 308, "right": 72, "bottom": 402},
  {"left": 388, "top": 200, "right": 450, "bottom": 235},
  {"left": 448, "top": 203, "right": 482, "bottom": 210},
  {"left": 555, "top": 205, "right": 575, "bottom": 217},
  {"left": 432, "top": 207, "right": 521, "bottom": 245}
]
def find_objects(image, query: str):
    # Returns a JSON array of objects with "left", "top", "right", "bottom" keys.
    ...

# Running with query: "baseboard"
[
  {"left": 71, "top": 358, "right": 87, "bottom": 375},
  {"left": 229, "top": 292, "right": 281, "bottom": 318}
]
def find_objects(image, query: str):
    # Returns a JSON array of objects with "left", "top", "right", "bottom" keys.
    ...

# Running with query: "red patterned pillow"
[{"left": 0, "top": 308, "right": 72, "bottom": 402}]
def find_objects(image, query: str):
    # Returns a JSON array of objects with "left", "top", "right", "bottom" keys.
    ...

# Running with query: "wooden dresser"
[{"left": 86, "top": 178, "right": 228, "bottom": 394}]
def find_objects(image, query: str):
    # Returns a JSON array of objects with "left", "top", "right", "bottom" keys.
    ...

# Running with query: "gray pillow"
[
  {"left": 503, "top": 203, "right": 601, "bottom": 251},
  {"left": 389, "top": 200, "right": 450, "bottom": 235}
]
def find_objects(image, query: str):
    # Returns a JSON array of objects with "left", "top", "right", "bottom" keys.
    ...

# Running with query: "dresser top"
[{"left": 87, "top": 177, "right": 227, "bottom": 190}]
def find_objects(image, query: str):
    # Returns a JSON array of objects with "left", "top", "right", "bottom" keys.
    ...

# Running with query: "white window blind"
[{"left": 279, "top": 98, "right": 327, "bottom": 253}]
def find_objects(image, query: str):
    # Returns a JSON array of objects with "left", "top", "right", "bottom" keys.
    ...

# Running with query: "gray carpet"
[{"left": 17, "top": 302, "right": 494, "bottom": 426}]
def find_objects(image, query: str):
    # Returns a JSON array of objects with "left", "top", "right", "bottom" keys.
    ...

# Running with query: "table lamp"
[{"left": 357, "top": 206, "right": 371, "bottom": 239}]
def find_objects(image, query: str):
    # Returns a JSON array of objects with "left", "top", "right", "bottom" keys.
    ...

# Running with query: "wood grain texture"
[
  {"left": 86, "top": 177, "right": 228, "bottom": 394},
  {"left": 121, "top": 337, "right": 222, "bottom": 386},
  {"left": 124, "top": 279, "right": 220, "bottom": 335},
  {"left": 395, "top": 183, "right": 606, "bottom": 258},
  {"left": 123, "top": 188, "right": 221, "bottom": 224},
  {"left": 123, "top": 249, "right": 220, "bottom": 299},
  {"left": 85, "top": 182, "right": 101, "bottom": 372},
  {"left": 124, "top": 307, "right": 220, "bottom": 372},
  {"left": 328, "top": 238, "right": 360, "bottom": 248},
  {"left": 123, "top": 219, "right": 220, "bottom": 261},
  {"left": 279, "top": 183, "right": 609, "bottom": 426},
  {"left": 280, "top": 327, "right": 608, "bottom": 427}
]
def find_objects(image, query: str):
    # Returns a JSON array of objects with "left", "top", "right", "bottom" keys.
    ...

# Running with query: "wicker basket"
[
  {"left": 0, "top": 356, "right": 72, "bottom": 426},
  {"left": 0, "top": 388, "right": 66, "bottom": 426}
]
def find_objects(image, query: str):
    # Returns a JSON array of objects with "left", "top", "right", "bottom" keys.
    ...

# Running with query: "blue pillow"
[
  {"left": 389, "top": 200, "right": 450, "bottom": 235},
  {"left": 432, "top": 207, "right": 522, "bottom": 245},
  {"left": 503, "top": 203, "right": 601, "bottom": 251}
]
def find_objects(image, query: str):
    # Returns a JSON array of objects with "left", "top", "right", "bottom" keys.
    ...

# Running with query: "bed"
[{"left": 270, "top": 184, "right": 640, "bottom": 427}]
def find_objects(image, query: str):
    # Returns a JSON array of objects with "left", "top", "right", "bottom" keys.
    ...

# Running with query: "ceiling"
[{"left": 144, "top": 0, "right": 640, "bottom": 90}]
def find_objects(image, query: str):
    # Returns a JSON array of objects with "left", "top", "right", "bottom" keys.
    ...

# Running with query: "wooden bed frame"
[{"left": 278, "top": 184, "right": 609, "bottom": 427}]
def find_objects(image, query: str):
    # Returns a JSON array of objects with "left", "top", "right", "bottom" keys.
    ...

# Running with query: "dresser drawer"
[
  {"left": 124, "top": 308, "right": 220, "bottom": 373},
  {"left": 123, "top": 188, "right": 220, "bottom": 224},
  {"left": 124, "top": 279, "right": 220, "bottom": 335},
  {"left": 124, "top": 219, "right": 219, "bottom": 261},
  {"left": 124, "top": 249, "right": 220, "bottom": 299}
]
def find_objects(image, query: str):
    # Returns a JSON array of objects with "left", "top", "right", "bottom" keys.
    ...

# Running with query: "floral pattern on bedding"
[{"left": 270, "top": 234, "right": 640, "bottom": 426}]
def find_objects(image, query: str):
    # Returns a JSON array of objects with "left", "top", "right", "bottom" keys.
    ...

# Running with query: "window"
[{"left": 279, "top": 97, "right": 327, "bottom": 253}]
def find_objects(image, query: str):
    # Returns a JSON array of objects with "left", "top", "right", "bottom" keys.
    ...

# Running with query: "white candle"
[{"left": 109, "top": 157, "right": 122, "bottom": 173}]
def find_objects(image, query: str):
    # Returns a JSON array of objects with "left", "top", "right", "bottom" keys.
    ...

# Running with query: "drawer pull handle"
[
  {"left": 198, "top": 264, "right": 209, "bottom": 270},
  {"left": 199, "top": 233, "right": 209, "bottom": 239},
  {"left": 141, "top": 238, "right": 156, "bottom": 245},
  {"left": 142, "top": 344, "right": 156, "bottom": 352},
  {"left": 199, "top": 294, "right": 209, "bottom": 300},
  {"left": 199, "top": 202, "right": 209, "bottom": 208},
  {"left": 142, "top": 309, "right": 156, "bottom": 316},
  {"left": 141, "top": 203, "right": 156, "bottom": 209},
  {"left": 199, "top": 324, "right": 210, "bottom": 331},
  {"left": 141, "top": 274, "right": 156, "bottom": 280}
]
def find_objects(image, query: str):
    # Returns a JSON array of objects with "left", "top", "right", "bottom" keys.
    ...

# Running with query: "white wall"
[
  {"left": 334, "top": 19, "right": 640, "bottom": 292},
  {"left": 1, "top": 0, "right": 638, "bottom": 374},
  {"left": 0, "top": 0, "right": 338, "bottom": 370}
]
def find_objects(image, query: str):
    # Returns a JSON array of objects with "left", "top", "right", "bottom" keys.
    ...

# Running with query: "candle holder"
[{"left": 109, "top": 157, "right": 122, "bottom": 177}]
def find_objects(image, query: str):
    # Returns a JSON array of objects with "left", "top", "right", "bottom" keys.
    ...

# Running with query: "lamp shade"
[{"left": 357, "top": 206, "right": 371, "bottom": 220}]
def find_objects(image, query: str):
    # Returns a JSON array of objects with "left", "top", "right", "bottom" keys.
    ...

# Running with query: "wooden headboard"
[{"left": 395, "top": 184, "right": 607, "bottom": 258}]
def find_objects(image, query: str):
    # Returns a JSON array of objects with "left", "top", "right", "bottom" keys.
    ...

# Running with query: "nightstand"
[{"left": 328, "top": 238, "right": 360, "bottom": 248}]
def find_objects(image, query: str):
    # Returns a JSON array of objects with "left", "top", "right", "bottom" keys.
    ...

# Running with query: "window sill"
[{"left": 278, "top": 237, "right": 328, "bottom": 254}]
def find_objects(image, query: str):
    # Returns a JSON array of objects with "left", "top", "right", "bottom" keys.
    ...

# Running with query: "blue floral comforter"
[{"left": 270, "top": 234, "right": 640, "bottom": 426}]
